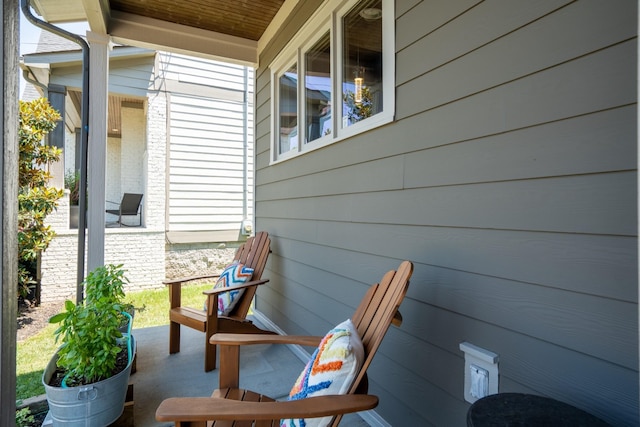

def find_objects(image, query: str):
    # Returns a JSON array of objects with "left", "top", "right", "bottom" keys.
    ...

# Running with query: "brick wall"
[
  {"left": 41, "top": 93, "right": 169, "bottom": 301},
  {"left": 64, "top": 131, "right": 76, "bottom": 173},
  {"left": 40, "top": 228, "right": 166, "bottom": 301},
  {"left": 106, "top": 136, "right": 122, "bottom": 208},
  {"left": 145, "top": 94, "right": 166, "bottom": 230},
  {"left": 120, "top": 106, "right": 145, "bottom": 197},
  {"left": 48, "top": 189, "right": 71, "bottom": 231}
]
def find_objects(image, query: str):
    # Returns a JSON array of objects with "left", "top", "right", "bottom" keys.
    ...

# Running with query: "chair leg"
[
  {"left": 169, "top": 321, "right": 180, "bottom": 354},
  {"left": 204, "top": 332, "right": 216, "bottom": 372}
]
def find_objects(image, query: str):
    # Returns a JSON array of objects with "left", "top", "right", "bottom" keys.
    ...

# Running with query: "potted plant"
[
  {"left": 43, "top": 264, "right": 135, "bottom": 426},
  {"left": 64, "top": 171, "right": 80, "bottom": 229}
]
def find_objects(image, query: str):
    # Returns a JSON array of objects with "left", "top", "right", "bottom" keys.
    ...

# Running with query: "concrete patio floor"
[{"left": 129, "top": 318, "right": 372, "bottom": 426}]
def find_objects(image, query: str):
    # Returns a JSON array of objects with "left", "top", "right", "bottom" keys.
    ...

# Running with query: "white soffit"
[{"left": 30, "top": 0, "right": 87, "bottom": 23}]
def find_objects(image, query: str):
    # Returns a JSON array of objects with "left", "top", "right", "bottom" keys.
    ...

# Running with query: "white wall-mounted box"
[{"left": 460, "top": 342, "right": 499, "bottom": 403}]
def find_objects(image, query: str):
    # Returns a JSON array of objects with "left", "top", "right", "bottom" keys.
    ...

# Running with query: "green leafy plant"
[
  {"left": 17, "top": 282, "right": 210, "bottom": 400},
  {"left": 49, "top": 264, "right": 131, "bottom": 386},
  {"left": 18, "top": 98, "right": 64, "bottom": 300},
  {"left": 64, "top": 170, "right": 81, "bottom": 206},
  {"left": 83, "top": 264, "right": 128, "bottom": 306},
  {"left": 15, "top": 403, "right": 34, "bottom": 427}
]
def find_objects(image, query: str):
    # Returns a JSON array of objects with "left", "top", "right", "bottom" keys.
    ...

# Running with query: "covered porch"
[
  {"left": 39, "top": 317, "right": 370, "bottom": 427},
  {"left": 2, "top": 0, "right": 637, "bottom": 426}
]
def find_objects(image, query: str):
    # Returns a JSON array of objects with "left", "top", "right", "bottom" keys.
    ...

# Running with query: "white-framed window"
[{"left": 270, "top": 0, "right": 394, "bottom": 163}]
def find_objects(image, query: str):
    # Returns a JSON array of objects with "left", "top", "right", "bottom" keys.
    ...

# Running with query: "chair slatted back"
[
  {"left": 227, "top": 231, "right": 271, "bottom": 318},
  {"left": 350, "top": 261, "right": 413, "bottom": 394}
]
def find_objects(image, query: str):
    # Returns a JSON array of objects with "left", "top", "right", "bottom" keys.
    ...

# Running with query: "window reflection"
[
  {"left": 279, "top": 64, "right": 298, "bottom": 154},
  {"left": 271, "top": 0, "right": 393, "bottom": 162},
  {"left": 305, "top": 32, "right": 332, "bottom": 143},
  {"left": 342, "top": 0, "right": 383, "bottom": 127}
]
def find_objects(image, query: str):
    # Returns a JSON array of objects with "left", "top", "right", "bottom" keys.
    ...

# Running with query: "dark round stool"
[{"left": 467, "top": 393, "right": 611, "bottom": 427}]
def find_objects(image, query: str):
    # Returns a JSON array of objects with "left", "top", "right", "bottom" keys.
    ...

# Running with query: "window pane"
[
  {"left": 279, "top": 64, "right": 298, "bottom": 155},
  {"left": 342, "top": 0, "right": 383, "bottom": 127},
  {"left": 305, "top": 32, "right": 332, "bottom": 143}
]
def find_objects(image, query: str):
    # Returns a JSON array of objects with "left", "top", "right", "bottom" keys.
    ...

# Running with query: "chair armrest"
[
  {"left": 210, "top": 332, "right": 322, "bottom": 348},
  {"left": 165, "top": 274, "right": 221, "bottom": 309},
  {"left": 163, "top": 274, "right": 222, "bottom": 286},
  {"left": 156, "top": 394, "right": 379, "bottom": 422},
  {"left": 213, "top": 333, "right": 322, "bottom": 390},
  {"left": 202, "top": 279, "right": 269, "bottom": 296}
]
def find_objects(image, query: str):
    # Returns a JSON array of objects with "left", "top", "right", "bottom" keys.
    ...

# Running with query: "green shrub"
[
  {"left": 18, "top": 98, "right": 64, "bottom": 299},
  {"left": 64, "top": 170, "right": 80, "bottom": 206}
]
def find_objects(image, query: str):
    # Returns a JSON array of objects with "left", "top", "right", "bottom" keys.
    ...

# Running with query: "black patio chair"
[{"left": 106, "top": 193, "right": 143, "bottom": 227}]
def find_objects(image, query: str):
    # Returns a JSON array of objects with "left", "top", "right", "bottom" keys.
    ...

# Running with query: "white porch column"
[{"left": 86, "top": 31, "right": 111, "bottom": 271}]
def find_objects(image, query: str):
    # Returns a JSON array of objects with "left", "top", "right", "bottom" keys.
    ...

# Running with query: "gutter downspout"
[
  {"left": 20, "top": 0, "right": 90, "bottom": 304},
  {"left": 241, "top": 66, "right": 251, "bottom": 236},
  {"left": 21, "top": 69, "right": 47, "bottom": 97}
]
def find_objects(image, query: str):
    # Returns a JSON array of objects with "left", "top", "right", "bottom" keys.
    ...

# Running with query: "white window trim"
[
  {"left": 299, "top": 20, "right": 332, "bottom": 154},
  {"left": 270, "top": 0, "right": 395, "bottom": 164},
  {"left": 271, "top": 55, "right": 299, "bottom": 162}
]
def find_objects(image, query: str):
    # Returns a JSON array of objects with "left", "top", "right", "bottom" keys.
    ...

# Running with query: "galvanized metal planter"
[{"left": 42, "top": 335, "right": 135, "bottom": 426}]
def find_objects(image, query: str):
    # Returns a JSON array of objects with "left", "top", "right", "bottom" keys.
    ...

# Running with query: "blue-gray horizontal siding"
[
  {"left": 51, "top": 56, "right": 154, "bottom": 97},
  {"left": 254, "top": 1, "right": 637, "bottom": 426}
]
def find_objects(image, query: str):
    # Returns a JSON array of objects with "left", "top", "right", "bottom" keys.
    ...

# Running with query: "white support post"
[{"left": 86, "top": 31, "right": 111, "bottom": 271}]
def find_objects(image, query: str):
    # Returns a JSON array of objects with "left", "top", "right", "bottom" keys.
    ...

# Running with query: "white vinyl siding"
[
  {"left": 165, "top": 55, "right": 254, "bottom": 236},
  {"left": 159, "top": 53, "right": 249, "bottom": 91}
]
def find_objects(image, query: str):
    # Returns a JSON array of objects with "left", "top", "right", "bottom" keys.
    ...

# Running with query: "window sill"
[{"left": 270, "top": 111, "right": 394, "bottom": 165}]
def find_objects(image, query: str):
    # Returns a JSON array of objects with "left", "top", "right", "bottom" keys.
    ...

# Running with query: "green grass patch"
[
  {"left": 125, "top": 282, "right": 212, "bottom": 328},
  {"left": 16, "top": 322, "right": 58, "bottom": 400},
  {"left": 16, "top": 282, "right": 212, "bottom": 400}
]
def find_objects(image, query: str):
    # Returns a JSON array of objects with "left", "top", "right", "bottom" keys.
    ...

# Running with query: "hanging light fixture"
[
  {"left": 354, "top": 46, "right": 364, "bottom": 104},
  {"left": 359, "top": 7, "right": 382, "bottom": 21},
  {"left": 354, "top": 68, "right": 364, "bottom": 104}
]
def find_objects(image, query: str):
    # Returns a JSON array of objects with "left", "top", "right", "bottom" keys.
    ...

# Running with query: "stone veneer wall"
[{"left": 165, "top": 242, "right": 238, "bottom": 281}]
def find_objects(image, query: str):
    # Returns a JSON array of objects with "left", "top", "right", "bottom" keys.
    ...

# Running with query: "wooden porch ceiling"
[
  {"left": 29, "top": 0, "right": 289, "bottom": 65},
  {"left": 109, "top": 0, "right": 285, "bottom": 42},
  {"left": 68, "top": 90, "right": 143, "bottom": 138}
]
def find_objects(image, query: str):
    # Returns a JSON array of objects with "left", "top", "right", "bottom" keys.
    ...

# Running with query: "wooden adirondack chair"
[
  {"left": 157, "top": 260, "right": 414, "bottom": 426},
  {"left": 166, "top": 231, "right": 274, "bottom": 372}
]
